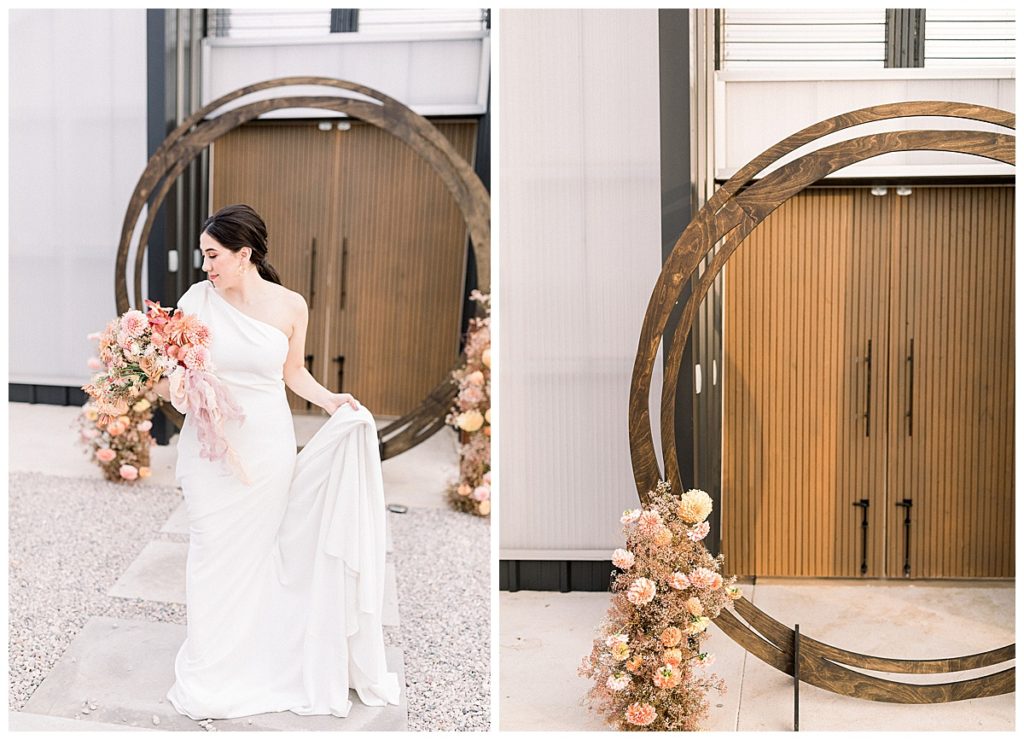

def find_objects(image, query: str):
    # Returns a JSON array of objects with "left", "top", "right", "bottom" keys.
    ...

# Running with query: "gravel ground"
[
  {"left": 8, "top": 471, "right": 185, "bottom": 710},
  {"left": 9, "top": 471, "right": 491, "bottom": 731},
  {"left": 386, "top": 507, "right": 490, "bottom": 731}
]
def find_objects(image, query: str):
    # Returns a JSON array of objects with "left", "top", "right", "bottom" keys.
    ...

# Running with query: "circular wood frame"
[
  {"left": 627, "top": 102, "right": 1015, "bottom": 702},
  {"left": 115, "top": 77, "right": 490, "bottom": 459}
]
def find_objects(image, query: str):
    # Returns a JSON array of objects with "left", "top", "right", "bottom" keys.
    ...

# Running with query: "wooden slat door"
[
  {"left": 329, "top": 120, "right": 477, "bottom": 415},
  {"left": 723, "top": 186, "right": 1014, "bottom": 578},
  {"left": 210, "top": 122, "right": 334, "bottom": 413},
  {"left": 722, "top": 189, "right": 890, "bottom": 577},
  {"left": 211, "top": 119, "right": 477, "bottom": 416},
  {"left": 886, "top": 187, "right": 1014, "bottom": 578}
]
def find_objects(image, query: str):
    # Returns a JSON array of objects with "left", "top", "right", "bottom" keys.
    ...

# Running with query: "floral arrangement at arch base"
[
  {"left": 445, "top": 290, "right": 491, "bottom": 517},
  {"left": 579, "top": 481, "right": 742, "bottom": 731}
]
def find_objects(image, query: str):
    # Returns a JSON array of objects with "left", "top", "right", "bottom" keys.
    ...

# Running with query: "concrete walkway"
[
  {"left": 8, "top": 401, "right": 464, "bottom": 731},
  {"left": 500, "top": 580, "right": 1015, "bottom": 731}
]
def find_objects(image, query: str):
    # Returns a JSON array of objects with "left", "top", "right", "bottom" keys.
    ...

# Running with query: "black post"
[{"left": 794, "top": 623, "right": 800, "bottom": 731}]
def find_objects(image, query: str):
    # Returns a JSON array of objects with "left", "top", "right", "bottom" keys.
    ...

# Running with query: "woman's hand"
[
  {"left": 323, "top": 392, "right": 360, "bottom": 415},
  {"left": 153, "top": 376, "right": 171, "bottom": 402}
]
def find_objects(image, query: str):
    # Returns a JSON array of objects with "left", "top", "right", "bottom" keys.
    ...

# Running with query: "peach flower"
[
  {"left": 637, "top": 509, "right": 663, "bottom": 532},
  {"left": 610, "top": 641, "right": 631, "bottom": 661},
  {"left": 686, "top": 521, "right": 711, "bottom": 542},
  {"left": 119, "top": 464, "right": 139, "bottom": 481},
  {"left": 137, "top": 420, "right": 153, "bottom": 433},
  {"left": 663, "top": 648, "right": 683, "bottom": 667},
  {"left": 138, "top": 467, "right": 152, "bottom": 479},
  {"left": 688, "top": 567, "right": 717, "bottom": 589},
  {"left": 669, "top": 571, "right": 690, "bottom": 590},
  {"left": 481, "top": 348, "right": 491, "bottom": 368},
  {"left": 86, "top": 356, "right": 103, "bottom": 371},
  {"left": 625, "top": 655, "right": 643, "bottom": 673},
  {"left": 626, "top": 577, "right": 656, "bottom": 605},
  {"left": 484, "top": 407, "right": 491, "bottom": 424},
  {"left": 652, "top": 526, "right": 673, "bottom": 547},
  {"left": 96, "top": 448, "right": 116, "bottom": 463},
  {"left": 466, "top": 370, "right": 485, "bottom": 386},
  {"left": 684, "top": 596, "right": 704, "bottom": 616},
  {"left": 472, "top": 485, "right": 490, "bottom": 502},
  {"left": 119, "top": 310, "right": 149, "bottom": 338},
  {"left": 106, "top": 421, "right": 127, "bottom": 437},
  {"left": 611, "top": 548, "right": 635, "bottom": 570},
  {"left": 625, "top": 702, "right": 657, "bottom": 726},
  {"left": 726, "top": 584, "right": 743, "bottom": 601},
  {"left": 660, "top": 626, "right": 682, "bottom": 647},
  {"left": 477, "top": 500, "right": 491, "bottom": 516}
]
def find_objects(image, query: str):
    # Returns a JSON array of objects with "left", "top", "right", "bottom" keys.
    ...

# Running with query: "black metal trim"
[
  {"left": 499, "top": 561, "right": 615, "bottom": 592},
  {"left": 10, "top": 384, "right": 90, "bottom": 407},
  {"left": 330, "top": 9, "right": 359, "bottom": 33}
]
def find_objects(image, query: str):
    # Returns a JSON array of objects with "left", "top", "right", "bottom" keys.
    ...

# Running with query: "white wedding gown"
[{"left": 165, "top": 279, "right": 400, "bottom": 720}]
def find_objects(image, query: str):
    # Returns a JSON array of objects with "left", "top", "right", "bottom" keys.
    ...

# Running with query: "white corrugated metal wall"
[{"left": 498, "top": 9, "right": 665, "bottom": 558}]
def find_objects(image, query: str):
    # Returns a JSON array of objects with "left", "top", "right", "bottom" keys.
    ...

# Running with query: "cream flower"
[
  {"left": 686, "top": 615, "right": 711, "bottom": 635},
  {"left": 604, "top": 633, "right": 629, "bottom": 648},
  {"left": 653, "top": 663, "right": 682, "bottom": 689},
  {"left": 620, "top": 508, "right": 642, "bottom": 524},
  {"left": 726, "top": 584, "right": 743, "bottom": 601},
  {"left": 611, "top": 548, "right": 635, "bottom": 569},
  {"left": 626, "top": 577, "right": 657, "bottom": 605},
  {"left": 481, "top": 348, "right": 491, "bottom": 368},
  {"left": 606, "top": 671, "right": 631, "bottom": 691},
  {"left": 677, "top": 488, "right": 713, "bottom": 523},
  {"left": 684, "top": 596, "right": 704, "bottom": 616},
  {"left": 477, "top": 500, "right": 491, "bottom": 516},
  {"left": 457, "top": 409, "right": 485, "bottom": 432}
]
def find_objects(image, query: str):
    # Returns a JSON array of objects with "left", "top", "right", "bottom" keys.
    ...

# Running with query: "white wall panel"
[
  {"left": 499, "top": 10, "right": 664, "bottom": 558},
  {"left": 203, "top": 33, "right": 489, "bottom": 117},
  {"left": 716, "top": 73, "right": 1015, "bottom": 180},
  {"left": 9, "top": 10, "right": 148, "bottom": 385}
]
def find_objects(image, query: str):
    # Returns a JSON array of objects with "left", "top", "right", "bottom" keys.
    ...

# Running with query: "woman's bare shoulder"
[{"left": 268, "top": 283, "right": 308, "bottom": 318}]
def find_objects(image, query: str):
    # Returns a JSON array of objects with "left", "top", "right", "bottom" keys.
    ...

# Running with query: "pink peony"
[
  {"left": 472, "top": 485, "right": 490, "bottom": 501},
  {"left": 95, "top": 448, "right": 116, "bottom": 463},
  {"left": 686, "top": 521, "right": 711, "bottom": 542},
  {"left": 625, "top": 702, "right": 657, "bottom": 727},
  {"left": 611, "top": 548, "right": 635, "bottom": 569},
  {"left": 637, "top": 509, "right": 663, "bottom": 532},
  {"left": 626, "top": 577, "right": 656, "bottom": 605},
  {"left": 669, "top": 571, "right": 690, "bottom": 590},
  {"left": 137, "top": 420, "right": 153, "bottom": 432},
  {"left": 119, "top": 464, "right": 139, "bottom": 481}
]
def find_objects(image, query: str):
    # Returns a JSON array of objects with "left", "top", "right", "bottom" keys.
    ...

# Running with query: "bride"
[{"left": 153, "top": 203, "right": 401, "bottom": 720}]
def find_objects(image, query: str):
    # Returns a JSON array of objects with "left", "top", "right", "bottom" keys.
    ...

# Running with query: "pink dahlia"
[{"left": 686, "top": 521, "right": 711, "bottom": 542}]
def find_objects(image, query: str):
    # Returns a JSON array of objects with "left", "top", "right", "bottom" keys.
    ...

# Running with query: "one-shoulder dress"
[{"left": 165, "top": 279, "right": 400, "bottom": 720}]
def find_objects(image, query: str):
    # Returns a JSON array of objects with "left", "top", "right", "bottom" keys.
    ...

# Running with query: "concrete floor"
[
  {"left": 500, "top": 580, "right": 1015, "bottom": 732},
  {"left": 7, "top": 401, "right": 458, "bottom": 509}
]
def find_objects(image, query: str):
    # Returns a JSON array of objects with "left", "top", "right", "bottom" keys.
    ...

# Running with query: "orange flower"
[
  {"left": 661, "top": 626, "right": 682, "bottom": 647},
  {"left": 663, "top": 648, "right": 683, "bottom": 666},
  {"left": 625, "top": 655, "right": 643, "bottom": 673}
]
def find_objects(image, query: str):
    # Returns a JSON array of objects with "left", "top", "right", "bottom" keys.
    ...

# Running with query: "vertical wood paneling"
[
  {"left": 211, "top": 119, "right": 476, "bottom": 416},
  {"left": 724, "top": 189, "right": 887, "bottom": 576},
  {"left": 726, "top": 186, "right": 1013, "bottom": 579},
  {"left": 888, "top": 187, "right": 1014, "bottom": 578}
]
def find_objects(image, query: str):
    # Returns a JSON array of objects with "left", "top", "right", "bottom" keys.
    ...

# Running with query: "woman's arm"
[{"left": 282, "top": 293, "right": 359, "bottom": 413}]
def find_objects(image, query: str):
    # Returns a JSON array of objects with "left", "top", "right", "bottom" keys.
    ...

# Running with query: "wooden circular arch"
[
  {"left": 116, "top": 77, "right": 490, "bottom": 459},
  {"left": 628, "top": 102, "right": 1015, "bottom": 703}
]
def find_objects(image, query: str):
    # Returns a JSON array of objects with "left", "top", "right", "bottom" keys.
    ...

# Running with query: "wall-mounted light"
[
  {"left": 317, "top": 122, "right": 332, "bottom": 131},
  {"left": 336, "top": 121, "right": 351, "bottom": 131},
  {"left": 896, "top": 186, "right": 913, "bottom": 196},
  {"left": 870, "top": 186, "right": 888, "bottom": 197}
]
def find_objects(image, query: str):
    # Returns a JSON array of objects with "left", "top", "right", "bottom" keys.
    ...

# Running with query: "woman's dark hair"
[{"left": 201, "top": 204, "right": 282, "bottom": 285}]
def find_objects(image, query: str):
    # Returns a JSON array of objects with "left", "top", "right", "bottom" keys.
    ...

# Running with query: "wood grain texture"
[
  {"left": 626, "top": 102, "right": 1016, "bottom": 702},
  {"left": 630, "top": 103, "right": 1014, "bottom": 502},
  {"left": 114, "top": 76, "right": 490, "bottom": 458}
]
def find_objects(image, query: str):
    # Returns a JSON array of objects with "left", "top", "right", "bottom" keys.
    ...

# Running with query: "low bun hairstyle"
[{"left": 201, "top": 204, "right": 283, "bottom": 285}]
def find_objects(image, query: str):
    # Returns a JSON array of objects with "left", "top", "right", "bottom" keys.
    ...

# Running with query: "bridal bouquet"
[
  {"left": 578, "top": 482, "right": 742, "bottom": 731},
  {"left": 82, "top": 301, "right": 249, "bottom": 482}
]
